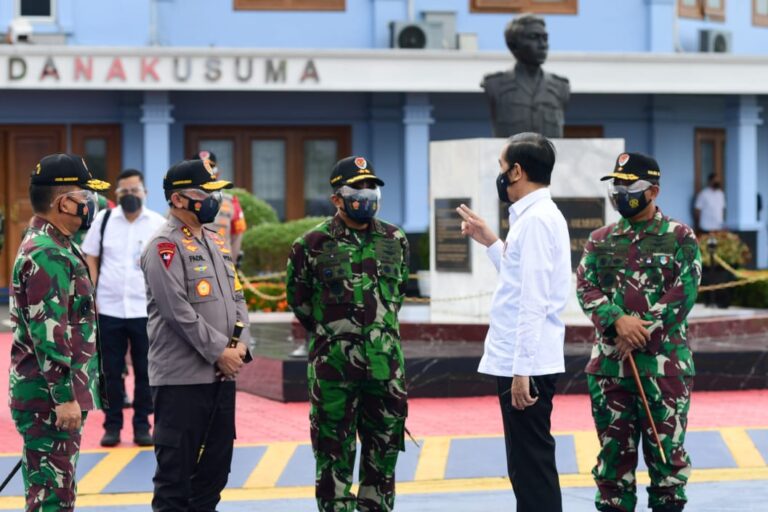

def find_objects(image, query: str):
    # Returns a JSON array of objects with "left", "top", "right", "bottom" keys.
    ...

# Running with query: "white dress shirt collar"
[{"left": 509, "top": 187, "right": 552, "bottom": 221}]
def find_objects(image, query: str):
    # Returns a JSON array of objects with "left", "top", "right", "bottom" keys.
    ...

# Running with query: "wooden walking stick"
[{"left": 628, "top": 355, "right": 667, "bottom": 464}]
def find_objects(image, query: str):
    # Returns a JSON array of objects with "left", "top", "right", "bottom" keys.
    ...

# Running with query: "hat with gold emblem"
[
  {"left": 30, "top": 153, "right": 111, "bottom": 191},
  {"left": 601, "top": 152, "right": 661, "bottom": 183},
  {"left": 163, "top": 159, "right": 233, "bottom": 192},
  {"left": 329, "top": 156, "right": 385, "bottom": 189}
]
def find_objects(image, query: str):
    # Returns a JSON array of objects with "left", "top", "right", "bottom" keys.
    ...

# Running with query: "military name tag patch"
[
  {"left": 196, "top": 279, "right": 212, "bottom": 297},
  {"left": 157, "top": 242, "right": 176, "bottom": 269}
]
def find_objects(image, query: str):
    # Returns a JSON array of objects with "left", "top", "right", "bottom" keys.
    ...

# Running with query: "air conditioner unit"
[
  {"left": 699, "top": 29, "right": 732, "bottom": 53},
  {"left": 390, "top": 21, "right": 446, "bottom": 49}
]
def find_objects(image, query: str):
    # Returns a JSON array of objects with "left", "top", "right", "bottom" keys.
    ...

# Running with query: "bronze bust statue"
[{"left": 481, "top": 14, "right": 571, "bottom": 138}]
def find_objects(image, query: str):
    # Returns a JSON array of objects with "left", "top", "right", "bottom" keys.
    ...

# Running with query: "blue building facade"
[{"left": 1, "top": 0, "right": 767, "bottom": 287}]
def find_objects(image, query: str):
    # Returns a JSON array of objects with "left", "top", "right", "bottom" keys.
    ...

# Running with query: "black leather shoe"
[
  {"left": 653, "top": 504, "right": 684, "bottom": 512},
  {"left": 133, "top": 429, "right": 153, "bottom": 447},
  {"left": 100, "top": 430, "right": 120, "bottom": 447}
]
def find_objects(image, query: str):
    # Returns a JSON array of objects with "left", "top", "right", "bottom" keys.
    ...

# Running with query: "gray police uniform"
[
  {"left": 141, "top": 213, "right": 251, "bottom": 512},
  {"left": 481, "top": 63, "right": 570, "bottom": 138}
]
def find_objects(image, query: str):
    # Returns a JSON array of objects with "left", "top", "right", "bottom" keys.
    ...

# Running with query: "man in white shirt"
[
  {"left": 694, "top": 173, "right": 726, "bottom": 233},
  {"left": 456, "top": 132, "right": 570, "bottom": 512},
  {"left": 82, "top": 169, "right": 166, "bottom": 447}
]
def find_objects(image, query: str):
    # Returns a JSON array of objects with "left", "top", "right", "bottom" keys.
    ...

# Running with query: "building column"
[
  {"left": 402, "top": 92, "right": 434, "bottom": 233},
  {"left": 370, "top": 94, "right": 404, "bottom": 225},
  {"left": 645, "top": 0, "right": 675, "bottom": 52},
  {"left": 726, "top": 95, "right": 763, "bottom": 265},
  {"left": 141, "top": 91, "right": 174, "bottom": 213}
]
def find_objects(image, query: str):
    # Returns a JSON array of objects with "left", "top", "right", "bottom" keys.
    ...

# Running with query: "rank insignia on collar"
[
  {"left": 181, "top": 226, "right": 193, "bottom": 238},
  {"left": 157, "top": 242, "right": 176, "bottom": 269},
  {"left": 181, "top": 239, "right": 198, "bottom": 252},
  {"left": 196, "top": 279, "right": 212, "bottom": 297}
]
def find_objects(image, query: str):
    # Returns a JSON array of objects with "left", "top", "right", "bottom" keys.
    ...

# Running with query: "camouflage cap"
[
  {"left": 330, "top": 156, "right": 385, "bottom": 189},
  {"left": 30, "top": 153, "right": 111, "bottom": 192},
  {"left": 601, "top": 152, "right": 661, "bottom": 182}
]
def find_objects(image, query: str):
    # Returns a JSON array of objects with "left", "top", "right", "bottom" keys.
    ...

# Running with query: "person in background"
[
  {"left": 82, "top": 169, "right": 166, "bottom": 447},
  {"left": 191, "top": 150, "right": 247, "bottom": 262},
  {"left": 694, "top": 173, "right": 726, "bottom": 234}
]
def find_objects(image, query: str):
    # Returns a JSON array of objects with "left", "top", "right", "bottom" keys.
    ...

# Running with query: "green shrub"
[
  {"left": 241, "top": 216, "right": 327, "bottom": 274},
  {"left": 230, "top": 188, "right": 279, "bottom": 227},
  {"left": 731, "top": 280, "right": 768, "bottom": 309}
]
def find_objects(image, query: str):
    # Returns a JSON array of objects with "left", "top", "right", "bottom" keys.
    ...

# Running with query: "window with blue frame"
[
  {"left": 17, "top": 0, "right": 54, "bottom": 18},
  {"left": 470, "top": 0, "right": 577, "bottom": 14},
  {"left": 678, "top": 0, "right": 725, "bottom": 21},
  {"left": 234, "top": 0, "right": 344, "bottom": 11},
  {"left": 755, "top": 0, "right": 768, "bottom": 26}
]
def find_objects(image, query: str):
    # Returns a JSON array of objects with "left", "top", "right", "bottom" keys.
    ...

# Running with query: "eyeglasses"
[
  {"left": 115, "top": 186, "right": 145, "bottom": 196},
  {"left": 50, "top": 189, "right": 97, "bottom": 208},
  {"left": 177, "top": 189, "right": 222, "bottom": 202},
  {"left": 609, "top": 180, "right": 654, "bottom": 195}
]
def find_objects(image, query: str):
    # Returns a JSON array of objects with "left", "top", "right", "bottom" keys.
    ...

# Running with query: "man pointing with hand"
[{"left": 457, "top": 132, "right": 570, "bottom": 512}]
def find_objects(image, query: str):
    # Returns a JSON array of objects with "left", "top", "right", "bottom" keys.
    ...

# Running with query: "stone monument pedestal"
[{"left": 429, "top": 138, "right": 625, "bottom": 322}]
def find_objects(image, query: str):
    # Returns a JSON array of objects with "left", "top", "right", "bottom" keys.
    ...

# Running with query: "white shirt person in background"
[
  {"left": 694, "top": 173, "right": 726, "bottom": 233},
  {"left": 82, "top": 169, "right": 166, "bottom": 447},
  {"left": 456, "top": 132, "right": 570, "bottom": 512}
]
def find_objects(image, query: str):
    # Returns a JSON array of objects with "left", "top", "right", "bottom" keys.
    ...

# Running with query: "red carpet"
[{"left": 2, "top": 333, "right": 767, "bottom": 452}]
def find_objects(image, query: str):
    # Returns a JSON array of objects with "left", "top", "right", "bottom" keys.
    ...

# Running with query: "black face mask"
[
  {"left": 497, "top": 171, "right": 517, "bottom": 203},
  {"left": 614, "top": 190, "right": 650, "bottom": 219},
  {"left": 61, "top": 196, "right": 96, "bottom": 231},
  {"left": 119, "top": 194, "right": 142, "bottom": 214},
  {"left": 181, "top": 194, "right": 220, "bottom": 224}
]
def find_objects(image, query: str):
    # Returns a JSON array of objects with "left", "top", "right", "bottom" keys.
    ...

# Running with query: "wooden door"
[
  {"left": 71, "top": 124, "right": 122, "bottom": 202},
  {"left": 0, "top": 125, "right": 66, "bottom": 288}
]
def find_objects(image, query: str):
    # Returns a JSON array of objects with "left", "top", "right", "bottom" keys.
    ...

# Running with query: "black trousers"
[
  {"left": 496, "top": 375, "right": 562, "bottom": 512},
  {"left": 99, "top": 314, "right": 152, "bottom": 432},
  {"left": 151, "top": 382, "right": 236, "bottom": 512}
]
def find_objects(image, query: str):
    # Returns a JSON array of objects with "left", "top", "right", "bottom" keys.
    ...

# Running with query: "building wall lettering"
[{"left": 4, "top": 54, "right": 320, "bottom": 88}]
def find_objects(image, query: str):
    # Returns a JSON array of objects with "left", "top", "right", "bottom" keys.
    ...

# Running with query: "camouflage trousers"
[
  {"left": 588, "top": 374, "right": 692, "bottom": 512},
  {"left": 11, "top": 409, "right": 88, "bottom": 512},
  {"left": 309, "top": 377, "right": 407, "bottom": 512}
]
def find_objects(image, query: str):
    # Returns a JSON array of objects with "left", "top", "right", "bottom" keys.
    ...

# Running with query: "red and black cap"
[
  {"left": 329, "top": 156, "right": 385, "bottom": 189},
  {"left": 163, "top": 159, "right": 232, "bottom": 192},
  {"left": 30, "top": 153, "right": 111, "bottom": 192},
  {"left": 601, "top": 152, "right": 662, "bottom": 182}
]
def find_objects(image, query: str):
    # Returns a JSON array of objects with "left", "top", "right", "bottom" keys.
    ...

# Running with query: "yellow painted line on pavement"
[
  {"left": 2, "top": 467, "right": 768, "bottom": 509},
  {"left": 413, "top": 436, "right": 451, "bottom": 481},
  {"left": 573, "top": 430, "right": 600, "bottom": 474},
  {"left": 243, "top": 442, "right": 299, "bottom": 488},
  {"left": 720, "top": 427, "right": 767, "bottom": 468},
  {"left": 76, "top": 448, "right": 141, "bottom": 495},
  {"left": 4, "top": 467, "right": 768, "bottom": 509}
]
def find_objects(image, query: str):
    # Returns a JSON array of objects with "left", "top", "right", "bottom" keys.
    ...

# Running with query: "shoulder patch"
[{"left": 157, "top": 242, "right": 176, "bottom": 269}]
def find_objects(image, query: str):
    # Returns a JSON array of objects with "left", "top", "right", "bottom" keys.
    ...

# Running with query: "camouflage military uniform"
[
  {"left": 9, "top": 216, "right": 103, "bottom": 512},
  {"left": 287, "top": 215, "right": 409, "bottom": 512},
  {"left": 576, "top": 209, "right": 701, "bottom": 512}
]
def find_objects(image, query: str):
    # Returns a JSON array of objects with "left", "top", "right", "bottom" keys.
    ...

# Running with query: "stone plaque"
[
  {"left": 435, "top": 198, "right": 471, "bottom": 272},
  {"left": 498, "top": 197, "right": 605, "bottom": 270},
  {"left": 555, "top": 197, "right": 605, "bottom": 270}
]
